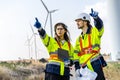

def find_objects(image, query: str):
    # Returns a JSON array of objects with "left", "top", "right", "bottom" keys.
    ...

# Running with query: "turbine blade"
[
  {"left": 29, "top": 23, "right": 35, "bottom": 34},
  {"left": 50, "top": 9, "right": 59, "bottom": 13},
  {"left": 44, "top": 13, "right": 49, "bottom": 29},
  {"left": 40, "top": 0, "right": 49, "bottom": 13}
]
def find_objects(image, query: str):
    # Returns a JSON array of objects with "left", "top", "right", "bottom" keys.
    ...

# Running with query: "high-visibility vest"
[
  {"left": 74, "top": 27, "right": 104, "bottom": 71},
  {"left": 41, "top": 34, "right": 74, "bottom": 75},
  {"left": 49, "top": 41, "right": 71, "bottom": 60},
  {"left": 78, "top": 34, "right": 100, "bottom": 56},
  {"left": 48, "top": 40, "right": 72, "bottom": 75},
  {"left": 78, "top": 34, "right": 100, "bottom": 67}
]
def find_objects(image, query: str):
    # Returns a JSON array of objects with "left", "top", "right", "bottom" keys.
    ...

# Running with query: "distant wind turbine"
[
  {"left": 40, "top": 0, "right": 58, "bottom": 37},
  {"left": 24, "top": 34, "right": 34, "bottom": 59},
  {"left": 25, "top": 34, "right": 31, "bottom": 59},
  {"left": 29, "top": 23, "right": 38, "bottom": 61}
]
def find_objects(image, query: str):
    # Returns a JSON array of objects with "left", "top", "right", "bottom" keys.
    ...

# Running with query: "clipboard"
[{"left": 57, "top": 48, "right": 69, "bottom": 61}]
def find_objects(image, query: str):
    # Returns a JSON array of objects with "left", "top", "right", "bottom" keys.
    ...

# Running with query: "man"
[{"left": 74, "top": 8, "right": 107, "bottom": 80}]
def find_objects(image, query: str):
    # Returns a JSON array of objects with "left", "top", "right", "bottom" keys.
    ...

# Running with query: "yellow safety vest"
[
  {"left": 74, "top": 27, "right": 104, "bottom": 71},
  {"left": 41, "top": 34, "right": 74, "bottom": 75}
]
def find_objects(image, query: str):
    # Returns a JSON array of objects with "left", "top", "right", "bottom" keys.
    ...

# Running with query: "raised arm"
[
  {"left": 34, "top": 17, "right": 46, "bottom": 38},
  {"left": 90, "top": 8, "right": 103, "bottom": 30}
]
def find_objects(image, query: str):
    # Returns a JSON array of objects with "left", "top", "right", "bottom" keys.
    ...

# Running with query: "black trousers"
[
  {"left": 91, "top": 59, "right": 106, "bottom": 80},
  {"left": 45, "top": 72, "right": 70, "bottom": 80}
]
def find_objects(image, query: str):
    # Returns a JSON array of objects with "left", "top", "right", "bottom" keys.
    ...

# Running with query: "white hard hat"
[{"left": 75, "top": 13, "right": 91, "bottom": 22}]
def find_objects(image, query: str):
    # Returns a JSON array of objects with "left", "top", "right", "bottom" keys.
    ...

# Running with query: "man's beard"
[{"left": 78, "top": 26, "right": 83, "bottom": 29}]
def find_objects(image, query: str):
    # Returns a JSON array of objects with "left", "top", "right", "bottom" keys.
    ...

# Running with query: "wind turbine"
[
  {"left": 40, "top": 0, "right": 58, "bottom": 37},
  {"left": 25, "top": 33, "right": 34, "bottom": 59},
  {"left": 25, "top": 34, "right": 31, "bottom": 59},
  {"left": 29, "top": 23, "right": 38, "bottom": 61}
]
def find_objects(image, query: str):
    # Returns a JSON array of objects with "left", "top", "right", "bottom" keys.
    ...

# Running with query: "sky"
[{"left": 0, "top": 0, "right": 119, "bottom": 61}]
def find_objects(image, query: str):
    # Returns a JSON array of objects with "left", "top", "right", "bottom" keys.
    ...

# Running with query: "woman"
[{"left": 34, "top": 18, "right": 74, "bottom": 80}]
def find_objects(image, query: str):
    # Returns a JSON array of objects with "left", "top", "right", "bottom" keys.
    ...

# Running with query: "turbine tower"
[
  {"left": 25, "top": 34, "right": 31, "bottom": 59},
  {"left": 25, "top": 33, "right": 35, "bottom": 59},
  {"left": 30, "top": 23, "right": 38, "bottom": 61},
  {"left": 40, "top": 0, "right": 58, "bottom": 37}
]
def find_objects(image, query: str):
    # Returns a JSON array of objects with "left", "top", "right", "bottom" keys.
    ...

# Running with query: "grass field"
[
  {"left": 0, "top": 59, "right": 46, "bottom": 80},
  {"left": 0, "top": 59, "right": 119, "bottom": 80},
  {"left": 103, "top": 61, "right": 120, "bottom": 80}
]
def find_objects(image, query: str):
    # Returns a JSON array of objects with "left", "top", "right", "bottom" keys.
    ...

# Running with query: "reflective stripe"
[
  {"left": 49, "top": 60, "right": 69, "bottom": 67},
  {"left": 48, "top": 61, "right": 60, "bottom": 65},
  {"left": 49, "top": 60, "right": 64, "bottom": 75},
  {"left": 78, "top": 49, "right": 100, "bottom": 56},
  {"left": 49, "top": 54, "right": 58, "bottom": 60},
  {"left": 90, "top": 54, "right": 101, "bottom": 62},
  {"left": 60, "top": 62, "right": 64, "bottom": 75},
  {"left": 78, "top": 43, "right": 100, "bottom": 56},
  {"left": 49, "top": 51, "right": 58, "bottom": 60}
]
